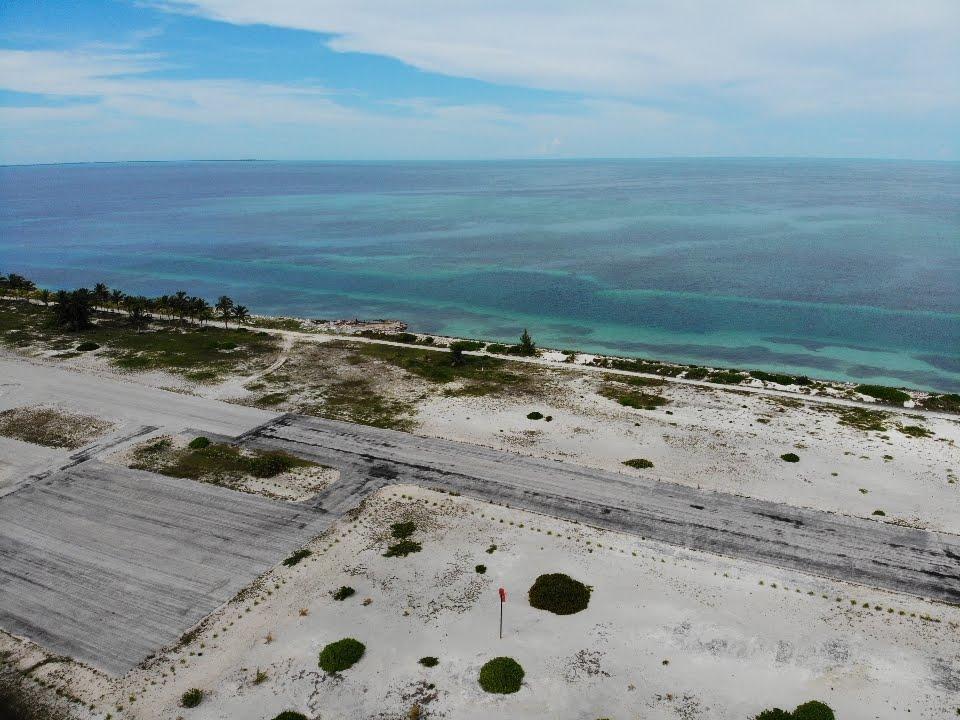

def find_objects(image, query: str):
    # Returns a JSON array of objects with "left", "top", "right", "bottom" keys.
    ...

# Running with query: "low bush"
[
  {"left": 475, "top": 564, "right": 487, "bottom": 574},
  {"left": 780, "top": 453, "right": 800, "bottom": 463},
  {"left": 187, "top": 436, "right": 211, "bottom": 449},
  {"left": 319, "top": 638, "right": 366, "bottom": 673},
  {"left": 920, "top": 393, "right": 960, "bottom": 413},
  {"left": 384, "top": 539, "right": 422, "bottom": 557},
  {"left": 898, "top": 424, "right": 932, "bottom": 438},
  {"left": 391, "top": 521, "right": 416, "bottom": 539},
  {"left": 854, "top": 384, "right": 910, "bottom": 404},
  {"left": 451, "top": 340, "right": 484, "bottom": 351},
  {"left": 249, "top": 451, "right": 295, "bottom": 478},
  {"left": 684, "top": 366, "right": 709, "bottom": 380},
  {"left": 282, "top": 548, "right": 312, "bottom": 567},
  {"left": 706, "top": 370, "right": 747, "bottom": 384},
  {"left": 753, "top": 700, "right": 835, "bottom": 720},
  {"left": 527, "top": 411, "right": 544, "bottom": 420},
  {"left": 418, "top": 656, "right": 439, "bottom": 667},
  {"left": 623, "top": 458, "right": 653, "bottom": 469},
  {"left": 872, "top": 510, "right": 886, "bottom": 516},
  {"left": 75, "top": 341, "right": 100, "bottom": 352},
  {"left": 271, "top": 713, "right": 308, "bottom": 720},
  {"left": 180, "top": 688, "right": 203, "bottom": 708},
  {"left": 478, "top": 656, "right": 524, "bottom": 694},
  {"left": 792, "top": 701, "right": 835, "bottom": 720},
  {"left": 333, "top": 586, "right": 355, "bottom": 601},
  {"left": 528, "top": 573, "right": 592, "bottom": 615}
]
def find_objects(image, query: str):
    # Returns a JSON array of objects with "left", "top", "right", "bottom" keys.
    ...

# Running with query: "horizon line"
[{"left": 3, "top": 155, "right": 958, "bottom": 169}]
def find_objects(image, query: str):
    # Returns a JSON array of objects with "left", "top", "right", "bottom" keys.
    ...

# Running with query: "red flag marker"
[{"left": 498, "top": 587, "right": 507, "bottom": 638}]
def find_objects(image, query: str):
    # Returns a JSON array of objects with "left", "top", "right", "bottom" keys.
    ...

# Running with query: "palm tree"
[
  {"left": 173, "top": 290, "right": 189, "bottom": 323},
  {"left": 93, "top": 283, "right": 110, "bottom": 310},
  {"left": 126, "top": 297, "right": 151, "bottom": 334},
  {"left": 38, "top": 288, "right": 51, "bottom": 306},
  {"left": 215, "top": 295, "right": 234, "bottom": 328},
  {"left": 232, "top": 304, "right": 250, "bottom": 326},
  {"left": 110, "top": 289, "right": 125, "bottom": 308}
]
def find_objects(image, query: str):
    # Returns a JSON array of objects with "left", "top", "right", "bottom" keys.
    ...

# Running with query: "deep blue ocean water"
[{"left": 1, "top": 159, "right": 958, "bottom": 391}]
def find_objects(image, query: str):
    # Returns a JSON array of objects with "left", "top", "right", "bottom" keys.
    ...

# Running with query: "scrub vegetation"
[
  {"left": 478, "top": 657, "right": 525, "bottom": 694},
  {"left": 0, "top": 405, "right": 112, "bottom": 449},
  {"left": 318, "top": 638, "right": 365, "bottom": 673},
  {"left": 130, "top": 438, "right": 314, "bottom": 487},
  {"left": 528, "top": 573, "right": 592, "bottom": 615}
]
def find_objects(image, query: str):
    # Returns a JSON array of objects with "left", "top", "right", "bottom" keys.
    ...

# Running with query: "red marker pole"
[{"left": 498, "top": 587, "right": 507, "bottom": 639}]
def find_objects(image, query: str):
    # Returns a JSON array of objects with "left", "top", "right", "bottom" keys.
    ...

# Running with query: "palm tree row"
[{"left": 1, "top": 273, "right": 251, "bottom": 330}]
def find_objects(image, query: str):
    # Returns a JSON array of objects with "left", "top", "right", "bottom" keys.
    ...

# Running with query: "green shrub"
[
  {"left": 249, "top": 451, "right": 294, "bottom": 478},
  {"left": 684, "top": 366, "right": 709, "bottom": 380},
  {"left": 920, "top": 393, "right": 960, "bottom": 413},
  {"left": 333, "top": 586, "right": 355, "bottom": 601},
  {"left": 180, "top": 688, "right": 203, "bottom": 708},
  {"left": 418, "top": 656, "right": 439, "bottom": 667},
  {"left": 752, "top": 701, "right": 835, "bottom": 720},
  {"left": 475, "top": 564, "right": 487, "bottom": 574},
  {"left": 282, "top": 548, "right": 312, "bottom": 567},
  {"left": 319, "top": 638, "right": 365, "bottom": 673},
  {"left": 898, "top": 424, "right": 932, "bottom": 438},
  {"left": 780, "top": 453, "right": 800, "bottom": 463},
  {"left": 451, "top": 340, "right": 484, "bottom": 351},
  {"left": 706, "top": 370, "right": 746, "bottom": 384},
  {"left": 528, "top": 573, "right": 592, "bottom": 615},
  {"left": 384, "top": 539, "right": 422, "bottom": 557},
  {"left": 623, "top": 458, "right": 653, "bottom": 469},
  {"left": 75, "top": 341, "right": 100, "bottom": 352},
  {"left": 478, "top": 656, "right": 524, "bottom": 694},
  {"left": 390, "top": 521, "right": 416, "bottom": 539},
  {"left": 855, "top": 384, "right": 910, "bottom": 404},
  {"left": 750, "top": 370, "right": 797, "bottom": 385},
  {"left": 754, "top": 710, "right": 792, "bottom": 720},
  {"left": 872, "top": 510, "right": 886, "bottom": 516},
  {"left": 792, "top": 701, "right": 835, "bottom": 720},
  {"left": 527, "top": 411, "right": 544, "bottom": 420},
  {"left": 188, "top": 436, "right": 211, "bottom": 449},
  {"left": 271, "top": 713, "right": 308, "bottom": 720}
]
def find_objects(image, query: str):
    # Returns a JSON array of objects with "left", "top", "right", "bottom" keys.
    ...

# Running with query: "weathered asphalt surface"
[
  {"left": 0, "top": 462, "right": 321, "bottom": 675},
  {"left": 2, "top": 411, "right": 958, "bottom": 677},
  {"left": 242, "top": 414, "right": 960, "bottom": 606}
]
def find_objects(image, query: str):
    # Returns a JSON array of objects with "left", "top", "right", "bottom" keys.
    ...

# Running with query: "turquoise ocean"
[{"left": 1, "top": 159, "right": 958, "bottom": 391}]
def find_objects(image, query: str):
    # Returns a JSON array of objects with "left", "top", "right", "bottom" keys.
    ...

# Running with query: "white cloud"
[{"left": 153, "top": 0, "right": 960, "bottom": 114}]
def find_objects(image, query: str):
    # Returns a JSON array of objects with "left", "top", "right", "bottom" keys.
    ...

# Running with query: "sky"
[{"left": 0, "top": 1, "right": 958, "bottom": 164}]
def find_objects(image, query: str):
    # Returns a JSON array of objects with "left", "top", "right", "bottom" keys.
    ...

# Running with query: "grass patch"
[
  {"left": 528, "top": 573, "right": 592, "bottom": 615},
  {"left": 854, "top": 384, "right": 910, "bottom": 404},
  {"left": 0, "top": 406, "right": 111, "bottom": 449},
  {"left": 815, "top": 405, "right": 890, "bottom": 432},
  {"left": 282, "top": 549, "right": 312, "bottom": 567},
  {"left": 383, "top": 539, "right": 422, "bottom": 558},
  {"left": 391, "top": 521, "right": 417, "bottom": 539},
  {"left": 180, "top": 689, "right": 203, "bottom": 708},
  {"left": 131, "top": 440, "right": 313, "bottom": 487},
  {"left": 256, "top": 392, "right": 289, "bottom": 406},
  {"left": 318, "top": 638, "right": 365, "bottom": 673},
  {"left": 333, "top": 586, "right": 355, "bottom": 601},
  {"left": 920, "top": 393, "right": 960, "bottom": 413},
  {"left": 418, "top": 656, "right": 439, "bottom": 668},
  {"left": 350, "top": 341, "right": 541, "bottom": 397},
  {"left": 623, "top": 458, "right": 654, "bottom": 469},
  {"left": 898, "top": 424, "right": 932, "bottom": 438},
  {"left": 599, "top": 383, "right": 669, "bottom": 410},
  {"left": 478, "top": 657, "right": 524, "bottom": 694},
  {"left": 780, "top": 453, "right": 800, "bottom": 463},
  {"left": 0, "top": 300, "right": 279, "bottom": 381},
  {"left": 318, "top": 376, "right": 416, "bottom": 431}
]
